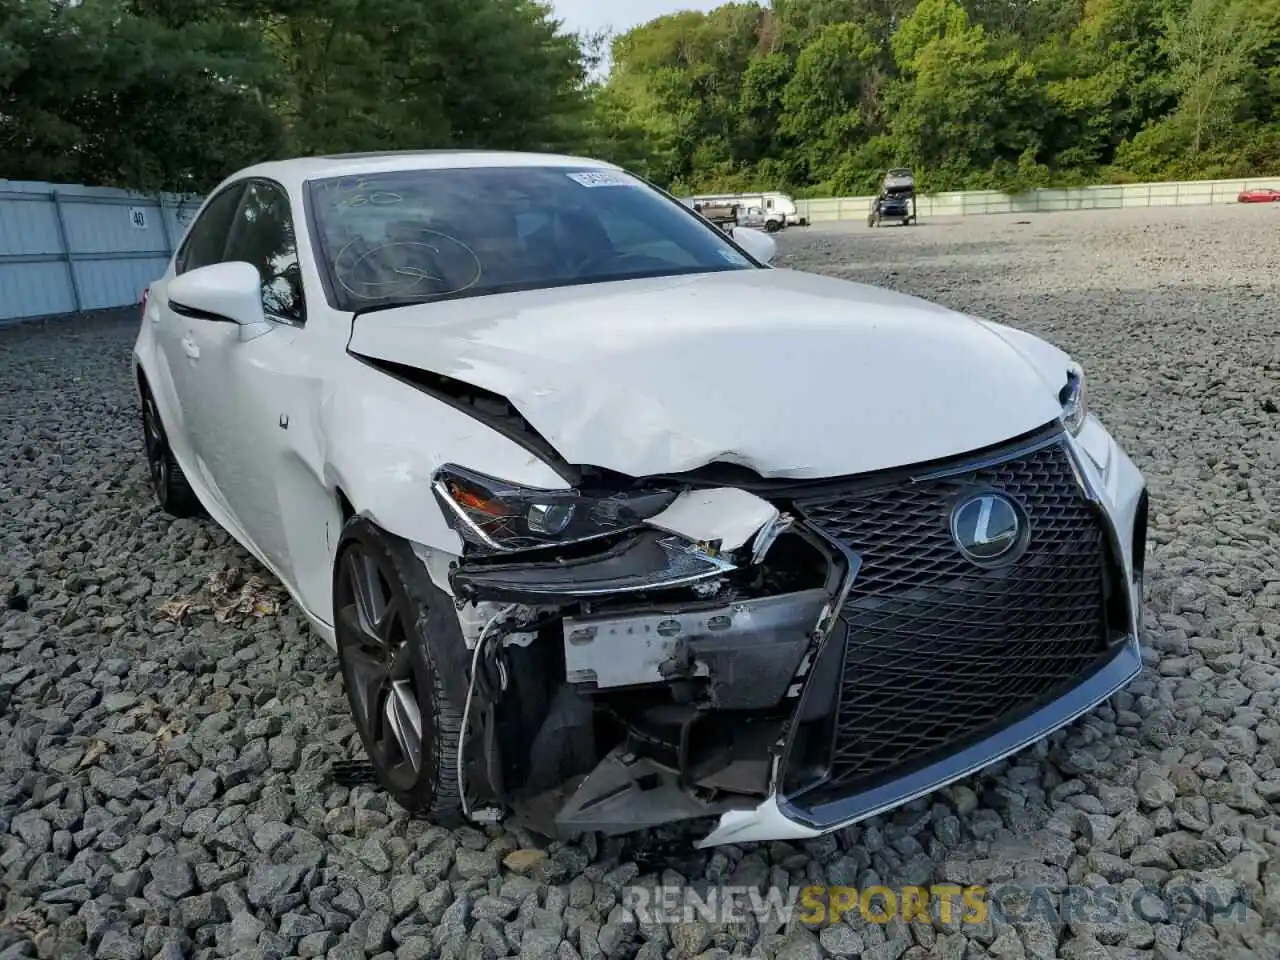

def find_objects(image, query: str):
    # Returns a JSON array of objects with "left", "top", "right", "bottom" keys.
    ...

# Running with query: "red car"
[{"left": 1237, "top": 187, "right": 1280, "bottom": 203}]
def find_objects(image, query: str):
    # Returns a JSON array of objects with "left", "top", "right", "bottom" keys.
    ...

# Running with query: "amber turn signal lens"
[{"left": 449, "top": 483, "right": 506, "bottom": 516}]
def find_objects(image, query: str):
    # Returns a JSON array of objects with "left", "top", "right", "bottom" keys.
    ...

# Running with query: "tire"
[
  {"left": 333, "top": 516, "right": 466, "bottom": 826},
  {"left": 140, "top": 383, "right": 202, "bottom": 518}
]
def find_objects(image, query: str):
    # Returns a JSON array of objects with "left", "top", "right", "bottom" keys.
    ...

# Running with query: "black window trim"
[{"left": 300, "top": 164, "right": 768, "bottom": 314}]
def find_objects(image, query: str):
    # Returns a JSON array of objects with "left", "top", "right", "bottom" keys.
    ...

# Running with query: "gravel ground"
[{"left": 2, "top": 205, "right": 1279, "bottom": 960}]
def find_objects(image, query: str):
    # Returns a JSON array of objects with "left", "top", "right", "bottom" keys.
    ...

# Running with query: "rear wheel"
[
  {"left": 333, "top": 517, "right": 465, "bottom": 825},
  {"left": 140, "top": 384, "right": 201, "bottom": 517}
]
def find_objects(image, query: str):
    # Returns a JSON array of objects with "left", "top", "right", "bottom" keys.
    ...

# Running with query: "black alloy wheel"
[
  {"left": 333, "top": 517, "right": 465, "bottom": 824},
  {"left": 140, "top": 384, "right": 201, "bottom": 517}
]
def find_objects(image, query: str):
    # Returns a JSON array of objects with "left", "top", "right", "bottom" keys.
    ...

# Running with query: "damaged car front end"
[{"left": 426, "top": 418, "right": 1147, "bottom": 849}]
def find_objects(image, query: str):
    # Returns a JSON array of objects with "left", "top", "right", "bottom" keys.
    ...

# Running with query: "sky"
[{"left": 551, "top": 0, "right": 722, "bottom": 38}]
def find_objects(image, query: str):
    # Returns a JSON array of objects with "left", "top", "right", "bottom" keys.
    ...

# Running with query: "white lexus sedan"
[{"left": 134, "top": 151, "right": 1148, "bottom": 847}]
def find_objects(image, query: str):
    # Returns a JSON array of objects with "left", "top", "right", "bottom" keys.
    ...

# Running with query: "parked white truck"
[{"left": 683, "top": 191, "right": 807, "bottom": 231}]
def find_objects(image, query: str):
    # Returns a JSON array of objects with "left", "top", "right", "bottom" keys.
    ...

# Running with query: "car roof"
[{"left": 229, "top": 150, "right": 620, "bottom": 191}]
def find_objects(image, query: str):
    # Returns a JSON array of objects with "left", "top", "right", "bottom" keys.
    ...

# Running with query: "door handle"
[{"left": 182, "top": 337, "right": 200, "bottom": 360}]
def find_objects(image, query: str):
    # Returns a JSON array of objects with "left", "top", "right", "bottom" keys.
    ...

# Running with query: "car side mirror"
[
  {"left": 168, "top": 262, "right": 266, "bottom": 329},
  {"left": 732, "top": 226, "right": 778, "bottom": 265}
]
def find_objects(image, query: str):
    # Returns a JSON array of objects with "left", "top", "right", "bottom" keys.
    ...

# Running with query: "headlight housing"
[
  {"left": 433, "top": 464, "right": 679, "bottom": 554},
  {"left": 1060, "top": 361, "right": 1087, "bottom": 435}
]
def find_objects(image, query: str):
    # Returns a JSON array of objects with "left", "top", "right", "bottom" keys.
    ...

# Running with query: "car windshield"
[{"left": 307, "top": 165, "right": 758, "bottom": 312}]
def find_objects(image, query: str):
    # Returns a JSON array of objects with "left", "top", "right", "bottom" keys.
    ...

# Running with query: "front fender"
[
  {"left": 132, "top": 300, "right": 190, "bottom": 470},
  {"left": 319, "top": 357, "right": 570, "bottom": 562}
]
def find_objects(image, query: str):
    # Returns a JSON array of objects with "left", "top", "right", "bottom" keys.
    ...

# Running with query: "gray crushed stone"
[{"left": 2, "top": 206, "right": 1279, "bottom": 958}]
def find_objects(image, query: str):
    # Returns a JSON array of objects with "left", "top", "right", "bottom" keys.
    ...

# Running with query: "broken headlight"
[
  {"left": 432, "top": 464, "right": 679, "bottom": 553},
  {"left": 1060, "top": 361, "right": 1087, "bottom": 435}
]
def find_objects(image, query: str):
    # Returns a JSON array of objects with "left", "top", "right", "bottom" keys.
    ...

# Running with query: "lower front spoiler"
[{"left": 693, "top": 634, "right": 1143, "bottom": 848}]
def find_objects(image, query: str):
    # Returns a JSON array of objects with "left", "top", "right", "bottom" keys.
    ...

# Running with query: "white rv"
[{"left": 684, "top": 191, "right": 807, "bottom": 229}]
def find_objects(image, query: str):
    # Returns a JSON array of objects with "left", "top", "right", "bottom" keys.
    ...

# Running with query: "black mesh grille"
[{"left": 792, "top": 437, "right": 1111, "bottom": 792}]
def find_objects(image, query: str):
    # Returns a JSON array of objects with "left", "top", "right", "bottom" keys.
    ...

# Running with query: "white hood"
[{"left": 347, "top": 269, "right": 1068, "bottom": 479}]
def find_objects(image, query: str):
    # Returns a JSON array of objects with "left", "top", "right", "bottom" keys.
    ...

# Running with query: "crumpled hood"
[{"left": 347, "top": 269, "right": 1068, "bottom": 479}]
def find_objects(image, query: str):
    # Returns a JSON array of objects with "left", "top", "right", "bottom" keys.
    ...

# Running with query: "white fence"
[
  {"left": 0, "top": 181, "right": 201, "bottom": 324},
  {"left": 795, "top": 176, "right": 1280, "bottom": 224}
]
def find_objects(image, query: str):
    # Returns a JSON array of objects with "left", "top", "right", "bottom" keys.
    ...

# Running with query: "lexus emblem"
[{"left": 950, "top": 493, "right": 1024, "bottom": 563}]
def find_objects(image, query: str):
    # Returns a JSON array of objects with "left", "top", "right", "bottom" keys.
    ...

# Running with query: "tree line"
[{"left": 2, "top": 0, "right": 1276, "bottom": 197}]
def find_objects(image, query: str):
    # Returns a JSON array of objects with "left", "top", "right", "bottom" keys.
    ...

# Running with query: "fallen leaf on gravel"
[
  {"left": 3, "top": 908, "right": 46, "bottom": 936},
  {"left": 78, "top": 738, "right": 108, "bottom": 768},
  {"left": 206, "top": 566, "right": 243, "bottom": 596},
  {"left": 212, "top": 573, "right": 281, "bottom": 622},
  {"left": 152, "top": 569, "right": 282, "bottom": 624},
  {"left": 205, "top": 568, "right": 281, "bottom": 622},
  {"left": 123, "top": 702, "right": 155, "bottom": 723},
  {"left": 156, "top": 597, "right": 194, "bottom": 622},
  {"left": 503, "top": 849, "right": 548, "bottom": 874},
  {"left": 154, "top": 714, "right": 187, "bottom": 743}
]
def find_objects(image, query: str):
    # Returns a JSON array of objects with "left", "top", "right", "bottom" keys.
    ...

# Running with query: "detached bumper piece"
[
  {"left": 779, "top": 431, "right": 1136, "bottom": 828},
  {"left": 452, "top": 530, "right": 735, "bottom": 602}
]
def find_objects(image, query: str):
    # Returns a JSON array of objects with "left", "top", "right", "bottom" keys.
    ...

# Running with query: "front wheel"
[
  {"left": 333, "top": 517, "right": 465, "bottom": 825},
  {"left": 140, "top": 384, "right": 201, "bottom": 518}
]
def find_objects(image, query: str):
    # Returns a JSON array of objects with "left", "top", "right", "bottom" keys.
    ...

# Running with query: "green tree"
[
  {"left": 264, "top": 0, "right": 586, "bottom": 156},
  {"left": 889, "top": 0, "right": 1049, "bottom": 187},
  {"left": 774, "top": 0, "right": 918, "bottom": 48},
  {"left": 0, "top": 0, "right": 592, "bottom": 190},
  {"left": 1161, "top": 0, "right": 1264, "bottom": 155},
  {"left": 599, "top": 0, "right": 1279, "bottom": 193},
  {"left": 602, "top": 6, "right": 769, "bottom": 186},
  {"left": 7, "top": 0, "right": 1280, "bottom": 195},
  {"left": 0, "top": 0, "right": 283, "bottom": 190},
  {"left": 1031, "top": 0, "right": 1174, "bottom": 173},
  {"left": 781, "top": 23, "right": 882, "bottom": 181}
]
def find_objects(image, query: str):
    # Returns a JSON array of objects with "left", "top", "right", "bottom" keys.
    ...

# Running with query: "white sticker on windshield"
[
  {"left": 566, "top": 170, "right": 634, "bottom": 188},
  {"left": 719, "top": 250, "right": 748, "bottom": 265}
]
